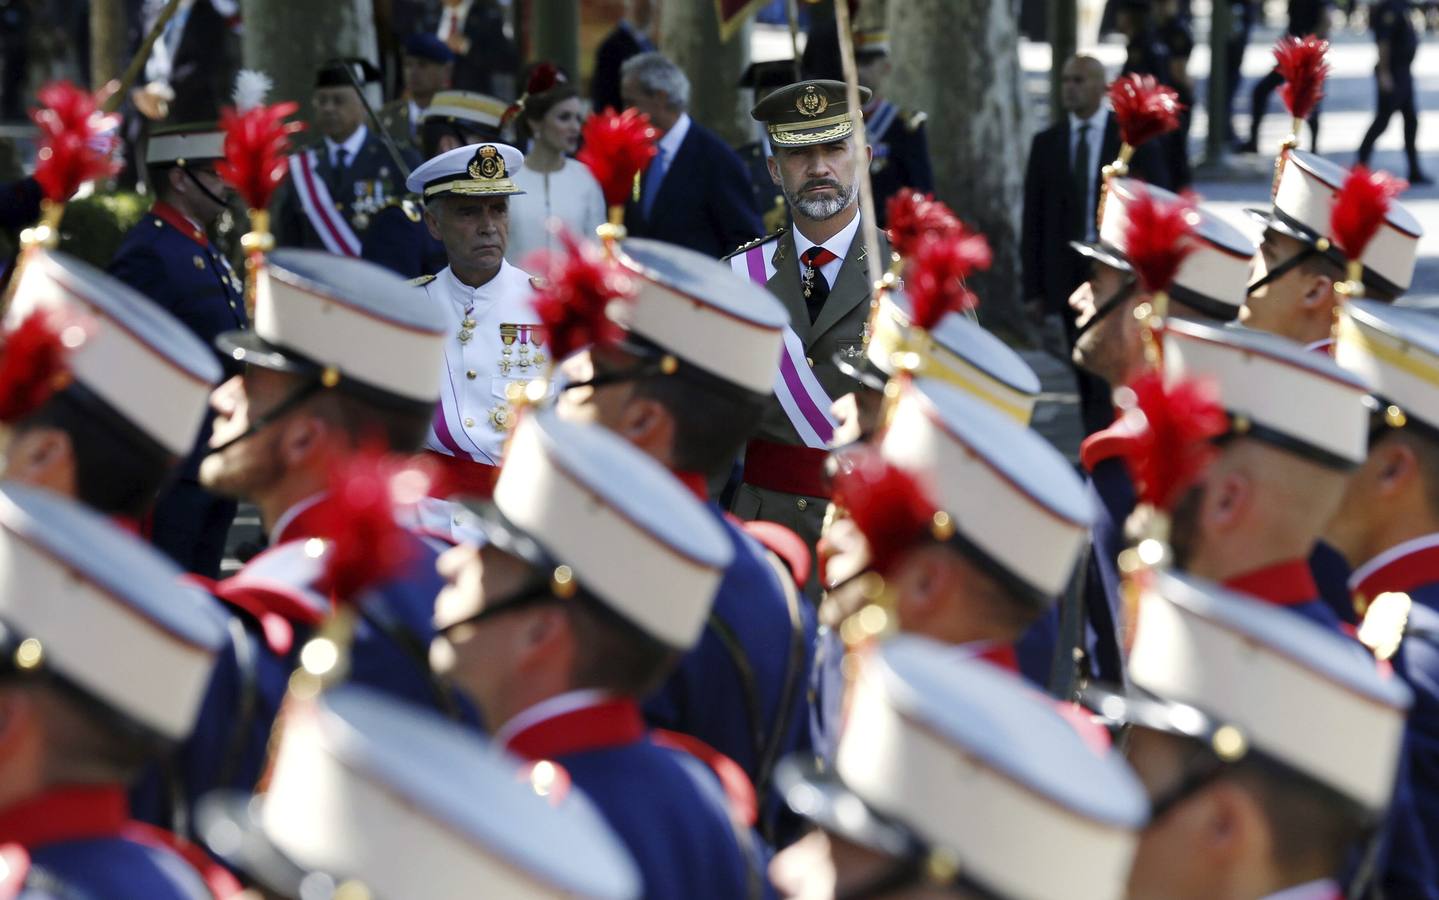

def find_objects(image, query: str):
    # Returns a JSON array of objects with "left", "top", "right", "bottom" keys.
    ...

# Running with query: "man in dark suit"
[
  {"left": 274, "top": 59, "right": 418, "bottom": 255},
  {"left": 620, "top": 52, "right": 762, "bottom": 259},
  {"left": 434, "top": 0, "right": 518, "bottom": 100},
  {"left": 1021, "top": 53, "right": 1168, "bottom": 435},
  {"left": 590, "top": 0, "right": 656, "bottom": 114},
  {"left": 130, "top": 0, "right": 239, "bottom": 123}
]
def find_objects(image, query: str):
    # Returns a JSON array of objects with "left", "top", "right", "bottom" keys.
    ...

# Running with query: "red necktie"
[{"left": 801, "top": 246, "right": 838, "bottom": 323}]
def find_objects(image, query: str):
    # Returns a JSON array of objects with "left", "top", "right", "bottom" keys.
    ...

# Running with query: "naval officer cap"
[
  {"left": 604, "top": 237, "right": 789, "bottom": 396},
  {"left": 1073, "top": 178, "right": 1256, "bottom": 321},
  {"left": 6, "top": 249, "right": 222, "bottom": 458},
  {"left": 1335, "top": 299, "right": 1439, "bottom": 437},
  {"left": 1163, "top": 318, "right": 1374, "bottom": 469},
  {"left": 0, "top": 483, "right": 228, "bottom": 743},
  {"left": 421, "top": 90, "right": 508, "bottom": 139},
  {"left": 1251, "top": 150, "right": 1422, "bottom": 299},
  {"left": 407, "top": 141, "right": 526, "bottom": 200},
  {"left": 875, "top": 377, "right": 1092, "bottom": 601},
  {"left": 751, "top": 79, "right": 873, "bottom": 148},
  {"left": 777, "top": 635, "right": 1148, "bottom": 900},
  {"left": 848, "top": 290, "right": 1042, "bottom": 424},
  {"left": 217, "top": 249, "right": 448, "bottom": 412},
  {"left": 145, "top": 121, "right": 225, "bottom": 167},
  {"left": 456, "top": 410, "right": 732, "bottom": 650},
  {"left": 1087, "top": 570, "right": 1412, "bottom": 816},
  {"left": 199, "top": 685, "right": 641, "bottom": 900}
]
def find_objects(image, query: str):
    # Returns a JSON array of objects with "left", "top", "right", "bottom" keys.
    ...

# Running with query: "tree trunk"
[
  {"left": 659, "top": 0, "right": 751, "bottom": 147},
  {"left": 531, "top": 0, "right": 580, "bottom": 81},
  {"left": 90, "top": 0, "right": 127, "bottom": 91},
  {"left": 239, "top": 0, "right": 380, "bottom": 118},
  {"left": 886, "top": 0, "right": 1031, "bottom": 336}
]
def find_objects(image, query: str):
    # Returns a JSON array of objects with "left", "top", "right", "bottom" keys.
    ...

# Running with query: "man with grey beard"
[{"left": 725, "top": 79, "right": 891, "bottom": 587}]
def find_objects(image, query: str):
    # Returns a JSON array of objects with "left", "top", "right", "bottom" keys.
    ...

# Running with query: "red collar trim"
[
  {"left": 150, "top": 202, "right": 209, "bottom": 248},
  {"left": 975, "top": 641, "right": 1019, "bottom": 673},
  {"left": 1224, "top": 559, "right": 1319, "bottom": 607},
  {"left": 0, "top": 785, "right": 128, "bottom": 846},
  {"left": 673, "top": 471, "right": 709, "bottom": 502},
  {"left": 109, "top": 515, "right": 141, "bottom": 535},
  {"left": 272, "top": 497, "right": 331, "bottom": 545},
  {"left": 503, "top": 698, "right": 646, "bottom": 760},
  {"left": 1079, "top": 420, "right": 1128, "bottom": 473},
  {"left": 1355, "top": 543, "right": 1439, "bottom": 601}
]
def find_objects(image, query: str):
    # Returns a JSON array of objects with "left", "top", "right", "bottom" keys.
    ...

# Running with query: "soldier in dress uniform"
[
  {"left": 108, "top": 123, "right": 247, "bottom": 579},
  {"left": 0, "top": 250, "right": 221, "bottom": 531},
  {"left": 726, "top": 79, "right": 891, "bottom": 584},
  {"left": 377, "top": 32, "right": 456, "bottom": 154},
  {"left": 0, "top": 482, "right": 232, "bottom": 899},
  {"left": 361, "top": 89, "right": 507, "bottom": 279},
  {"left": 1324, "top": 300, "right": 1439, "bottom": 870},
  {"left": 736, "top": 59, "right": 796, "bottom": 236},
  {"left": 551, "top": 237, "right": 816, "bottom": 842},
  {"left": 199, "top": 684, "right": 642, "bottom": 899},
  {"left": 180, "top": 250, "right": 469, "bottom": 815},
  {"left": 1242, "top": 150, "right": 1423, "bottom": 350},
  {"left": 405, "top": 141, "right": 546, "bottom": 494},
  {"left": 770, "top": 636, "right": 1148, "bottom": 899},
  {"left": 273, "top": 58, "right": 418, "bottom": 256},
  {"left": 853, "top": 28, "right": 934, "bottom": 227},
  {"left": 432, "top": 410, "right": 770, "bottom": 898},
  {"left": 1089, "top": 570, "right": 1413, "bottom": 900},
  {"left": 811, "top": 377, "right": 1092, "bottom": 762}
]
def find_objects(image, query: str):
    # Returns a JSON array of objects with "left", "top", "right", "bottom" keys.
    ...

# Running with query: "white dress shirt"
[
  {"left": 324, "top": 123, "right": 368, "bottom": 171},
  {"left": 1069, "top": 107, "right": 1107, "bottom": 243},
  {"left": 793, "top": 208, "right": 862, "bottom": 290}
]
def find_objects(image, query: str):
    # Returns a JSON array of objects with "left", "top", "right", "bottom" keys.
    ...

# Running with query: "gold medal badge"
[{"left": 797, "top": 85, "right": 829, "bottom": 118}]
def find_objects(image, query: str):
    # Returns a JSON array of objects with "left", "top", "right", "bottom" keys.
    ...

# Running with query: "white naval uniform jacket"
[{"left": 415, "top": 260, "right": 548, "bottom": 465}]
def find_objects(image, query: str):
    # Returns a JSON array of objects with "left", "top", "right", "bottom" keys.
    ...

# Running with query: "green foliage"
[{"left": 57, "top": 192, "right": 152, "bottom": 269}]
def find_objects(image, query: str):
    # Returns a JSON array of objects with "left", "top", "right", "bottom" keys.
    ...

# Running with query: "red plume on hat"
[
  {"left": 1114, "top": 371, "right": 1227, "bottom": 513},
  {"left": 216, "top": 98, "right": 304, "bottom": 213},
  {"left": 308, "top": 444, "right": 417, "bottom": 605},
  {"left": 0, "top": 310, "right": 84, "bottom": 423},
  {"left": 577, "top": 108, "right": 658, "bottom": 209},
  {"left": 526, "top": 226, "right": 635, "bottom": 361},
  {"left": 1123, "top": 185, "right": 1197, "bottom": 297},
  {"left": 503, "top": 62, "right": 568, "bottom": 127},
  {"left": 1330, "top": 165, "right": 1406, "bottom": 268},
  {"left": 829, "top": 446, "right": 940, "bottom": 576},
  {"left": 30, "top": 80, "right": 120, "bottom": 203},
  {"left": 1275, "top": 34, "right": 1329, "bottom": 122},
  {"left": 885, "top": 191, "right": 960, "bottom": 261},
  {"left": 905, "top": 224, "right": 992, "bottom": 331},
  {"left": 1107, "top": 75, "right": 1183, "bottom": 150}
]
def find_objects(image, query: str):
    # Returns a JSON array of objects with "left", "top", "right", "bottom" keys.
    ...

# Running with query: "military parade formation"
[{"left": 3, "top": 4, "right": 1439, "bottom": 898}]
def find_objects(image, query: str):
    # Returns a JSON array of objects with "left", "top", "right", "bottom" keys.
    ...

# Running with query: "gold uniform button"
[
  {"left": 466, "top": 370, "right": 477, "bottom": 379},
  {"left": 796, "top": 498, "right": 808, "bottom": 511},
  {"left": 463, "top": 417, "right": 475, "bottom": 428},
  {"left": 193, "top": 256, "right": 205, "bottom": 269},
  {"left": 806, "top": 356, "right": 814, "bottom": 367}
]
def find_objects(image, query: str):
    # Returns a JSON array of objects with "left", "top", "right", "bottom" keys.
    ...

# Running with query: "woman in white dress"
[{"left": 506, "top": 66, "right": 607, "bottom": 265}]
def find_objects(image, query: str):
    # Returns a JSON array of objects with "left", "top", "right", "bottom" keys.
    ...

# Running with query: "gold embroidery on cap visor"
[{"left": 766, "top": 112, "right": 857, "bottom": 146}]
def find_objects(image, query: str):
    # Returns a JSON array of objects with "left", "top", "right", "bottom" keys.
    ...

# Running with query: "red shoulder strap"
[
  {"left": 732, "top": 517, "right": 812, "bottom": 588},
  {"left": 122, "top": 821, "right": 245, "bottom": 898},
  {"left": 650, "top": 729, "right": 758, "bottom": 828}
]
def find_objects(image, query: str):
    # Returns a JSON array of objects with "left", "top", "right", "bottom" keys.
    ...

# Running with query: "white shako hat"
[
  {"left": 6, "top": 249, "right": 222, "bottom": 457},
  {"left": 201, "top": 685, "right": 642, "bottom": 900},
  {"left": 775, "top": 635, "right": 1148, "bottom": 900},
  {"left": 0, "top": 483, "right": 227, "bottom": 742},
  {"left": 144, "top": 122, "right": 225, "bottom": 166},
  {"left": 1253, "top": 150, "right": 1422, "bottom": 298},
  {"left": 1074, "top": 177, "right": 1256, "bottom": 321},
  {"left": 607, "top": 237, "right": 788, "bottom": 396},
  {"left": 407, "top": 141, "right": 526, "bottom": 199},
  {"left": 217, "top": 249, "right": 448, "bottom": 411},
  {"left": 421, "top": 90, "right": 508, "bottom": 134},
  {"left": 1163, "top": 318, "right": 1373, "bottom": 469},
  {"left": 1335, "top": 299, "right": 1439, "bottom": 435},
  {"left": 1117, "top": 569, "right": 1412, "bottom": 814},
  {"left": 878, "top": 377, "right": 1092, "bottom": 601},
  {"left": 458, "top": 410, "right": 732, "bottom": 649},
  {"left": 855, "top": 290, "right": 1042, "bottom": 424}
]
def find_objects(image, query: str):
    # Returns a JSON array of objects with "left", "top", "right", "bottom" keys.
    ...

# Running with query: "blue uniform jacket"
[
  {"left": 644, "top": 504, "right": 816, "bottom": 842},
  {"left": 359, "top": 202, "right": 448, "bottom": 279},
  {"left": 506, "top": 698, "right": 770, "bottom": 900}
]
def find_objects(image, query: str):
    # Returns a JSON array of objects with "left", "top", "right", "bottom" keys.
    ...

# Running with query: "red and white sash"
[
  {"left": 730, "top": 241, "right": 837, "bottom": 449},
  {"left": 288, "top": 149, "right": 361, "bottom": 257}
]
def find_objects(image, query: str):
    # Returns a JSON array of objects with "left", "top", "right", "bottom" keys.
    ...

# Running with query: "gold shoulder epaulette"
[
  {"left": 723, "top": 228, "right": 787, "bottom": 261},
  {"left": 905, "top": 110, "right": 928, "bottom": 131},
  {"left": 406, "top": 274, "right": 437, "bottom": 286}
]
